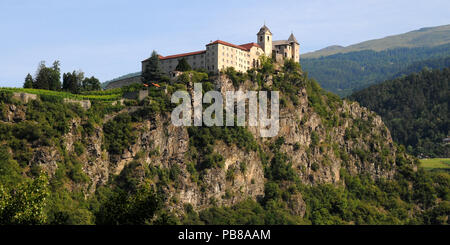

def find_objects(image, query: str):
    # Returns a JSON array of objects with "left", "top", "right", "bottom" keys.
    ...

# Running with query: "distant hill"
[
  {"left": 102, "top": 71, "right": 141, "bottom": 89},
  {"left": 302, "top": 24, "right": 450, "bottom": 58},
  {"left": 301, "top": 43, "right": 450, "bottom": 97},
  {"left": 300, "top": 24, "right": 450, "bottom": 97},
  {"left": 391, "top": 56, "right": 450, "bottom": 78},
  {"left": 349, "top": 67, "right": 450, "bottom": 158}
]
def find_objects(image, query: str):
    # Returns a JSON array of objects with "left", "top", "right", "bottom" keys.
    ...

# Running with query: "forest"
[
  {"left": 349, "top": 67, "right": 449, "bottom": 158},
  {"left": 301, "top": 43, "right": 450, "bottom": 97}
]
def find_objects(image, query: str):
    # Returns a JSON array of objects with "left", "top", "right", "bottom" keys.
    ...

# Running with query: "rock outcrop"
[{"left": 2, "top": 74, "right": 413, "bottom": 217}]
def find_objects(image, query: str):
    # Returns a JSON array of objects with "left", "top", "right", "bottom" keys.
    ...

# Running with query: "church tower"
[{"left": 257, "top": 24, "right": 273, "bottom": 57}]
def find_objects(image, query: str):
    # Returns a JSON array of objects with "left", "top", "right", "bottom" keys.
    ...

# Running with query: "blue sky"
[{"left": 1, "top": 0, "right": 449, "bottom": 87}]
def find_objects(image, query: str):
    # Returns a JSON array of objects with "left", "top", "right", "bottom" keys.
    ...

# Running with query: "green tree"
[
  {"left": 95, "top": 184, "right": 161, "bottom": 225},
  {"left": 33, "top": 61, "right": 61, "bottom": 91},
  {"left": 0, "top": 173, "right": 50, "bottom": 225},
  {"left": 23, "top": 73, "right": 33, "bottom": 88},
  {"left": 62, "top": 70, "right": 84, "bottom": 94},
  {"left": 82, "top": 76, "right": 101, "bottom": 91},
  {"left": 49, "top": 60, "right": 62, "bottom": 90},
  {"left": 175, "top": 58, "right": 192, "bottom": 71},
  {"left": 259, "top": 55, "right": 275, "bottom": 75},
  {"left": 142, "top": 50, "right": 164, "bottom": 83}
]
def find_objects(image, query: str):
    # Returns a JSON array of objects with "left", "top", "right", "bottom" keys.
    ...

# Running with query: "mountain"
[
  {"left": 0, "top": 62, "right": 448, "bottom": 225},
  {"left": 300, "top": 24, "right": 450, "bottom": 97},
  {"left": 302, "top": 24, "right": 450, "bottom": 58},
  {"left": 301, "top": 44, "right": 450, "bottom": 97},
  {"left": 102, "top": 72, "right": 141, "bottom": 89},
  {"left": 349, "top": 67, "right": 449, "bottom": 158},
  {"left": 392, "top": 56, "right": 450, "bottom": 78}
]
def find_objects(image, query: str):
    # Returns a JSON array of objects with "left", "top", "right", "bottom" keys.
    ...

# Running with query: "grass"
[
  {"left": 0, "top": 87, "right": 122, "bottom": 101},
  {"left": 419, "top": 158, "right": 450, "bottom": 172}
]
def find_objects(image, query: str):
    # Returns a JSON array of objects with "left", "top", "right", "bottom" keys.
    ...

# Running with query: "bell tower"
[{"left": 257, "top": 24, "right": 273, "bottom": 56}]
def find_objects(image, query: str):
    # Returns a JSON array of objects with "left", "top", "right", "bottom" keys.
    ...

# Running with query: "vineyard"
[{"left": 0, "top": 87, "right": 123, "bottom": 101}]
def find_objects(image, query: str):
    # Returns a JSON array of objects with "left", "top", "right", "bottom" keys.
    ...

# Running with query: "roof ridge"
[
  {"left": 159, "top": 50, "right": 206, "bottom": 60},
  {"left": 207, "top": 40, "right": 249, "bottom": 51}
]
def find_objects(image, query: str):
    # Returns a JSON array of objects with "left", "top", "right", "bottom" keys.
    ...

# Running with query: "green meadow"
[{"left": 420, "top": 158, "right": 450, "bottom": 172}]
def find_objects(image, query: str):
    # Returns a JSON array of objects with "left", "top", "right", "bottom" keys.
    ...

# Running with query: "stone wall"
[
  {"left": 123, "top": 90, "right": 148, "bottom": 101},
  {"left": 63, "top": 98, "right": 91, "bottom": 110},
  {"left": 105, "top": 75, "right": 142, "bottom": 90},
  {"left": 12, "top": 92, "right": 38, "bottom": 103}
]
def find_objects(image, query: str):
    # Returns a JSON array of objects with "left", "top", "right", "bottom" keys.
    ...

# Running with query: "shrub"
[
  {"left": 103, "top": 113, "right": 136, "bottom": 155},
  {"left": 74, "top": 142, "right": 85, "bottom": 156}
]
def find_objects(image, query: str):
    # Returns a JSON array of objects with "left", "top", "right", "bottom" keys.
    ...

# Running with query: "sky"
[{"left": 1, "top": 0, "right": 449, "bottom": 87}]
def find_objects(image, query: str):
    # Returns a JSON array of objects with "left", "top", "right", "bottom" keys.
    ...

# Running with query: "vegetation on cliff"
[{"left": 0, "top": 58, "right": 448, "bottom": 225}]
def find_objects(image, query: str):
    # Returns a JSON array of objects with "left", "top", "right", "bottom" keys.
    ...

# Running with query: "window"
[
  {"left": 267, "top": 36, "right": 270, "bottom": 41},
  {"left": 260, "top": 36, "right": 262, "bottom": 42}
]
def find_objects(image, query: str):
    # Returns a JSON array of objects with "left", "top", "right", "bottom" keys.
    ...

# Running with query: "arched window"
[
  {"left": 267, "top": 36, "right": 270, "bottom": 41},
  {"left": 260, "top": 36, "right": 263, "bottom": 42}
]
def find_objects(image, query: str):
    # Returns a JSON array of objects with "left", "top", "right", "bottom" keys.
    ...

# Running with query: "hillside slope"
[
  {"left": 349, "top": 67, "right": 450, "bottom": 158},
  {"left": 0, "top": 62, "right": 448, "bottom": 224},
  {"left": 302, "top": 24, "right": 450, "bottom": 58},
  {"left": 301, "top": 43, "right": 450, "bottom": 97}
]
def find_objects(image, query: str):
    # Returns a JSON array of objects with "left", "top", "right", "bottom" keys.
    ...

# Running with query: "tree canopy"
[
  {"left": 23, "top": 74, "right": 33, "bottom": 89},
  {"left": 350, "top": 67, "right": 449, "bottom": 157},
  {"left": 142, "top": 50, "right": 165, "bottom": 83},
  {"left": 33, "top": 61, "right": 61, "bottom": 91},
  {"left": 175, "top": 58, "right": 192, "bottom": 72}
]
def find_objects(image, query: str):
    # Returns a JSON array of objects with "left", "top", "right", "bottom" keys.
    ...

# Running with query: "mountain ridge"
[{"left": 302, "top": 24, "right": 450, "bottom": 58}]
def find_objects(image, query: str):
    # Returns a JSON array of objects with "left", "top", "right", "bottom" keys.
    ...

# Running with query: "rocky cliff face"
[{"left": 2, "top": 73, "right": 413, "bottom": 216}]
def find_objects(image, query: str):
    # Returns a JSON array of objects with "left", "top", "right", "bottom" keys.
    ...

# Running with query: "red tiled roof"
[
  {"left": 142, "top": 40, "right": 261, "bottom": 63},
  {"left": 159, "top": 50, "right": 206, "bottom": 60},
  {"left": 239, "top": 42, "right": 261, "bottom": 50},
  {"left": 207, "top": 40, "right": 249, "bottom": 51},
  {"left": 142, "top": 51, "right": 205, "bottom": 62}
]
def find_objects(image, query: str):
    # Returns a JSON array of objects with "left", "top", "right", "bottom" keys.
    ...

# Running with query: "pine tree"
[
  {"left": 142, "top": 50, "right": 164, "bottom": 83},
  {"left": 62, "top": 70, "right": 84, "bottom": 94},
  {"left": 48, "top": 60, "right": 61, "bottom": 91},
  {"left": 23, "top": 73, "right": 33, "bottom": 88},
  {"left": 175, "top": 58, "right": 192, "bottom": 71}
]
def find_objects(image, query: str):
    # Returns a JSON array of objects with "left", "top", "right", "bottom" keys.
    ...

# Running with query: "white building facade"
[{"left": 142, "top": 25, "right": 300, "bottom": 75}]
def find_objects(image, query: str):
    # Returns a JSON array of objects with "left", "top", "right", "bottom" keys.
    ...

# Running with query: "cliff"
[
  {"left": 0, "top": 67, "right": 416, "bottom": 218},
  {"left": 6, "top": 61, "right": 444, "bottom": 225}
]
